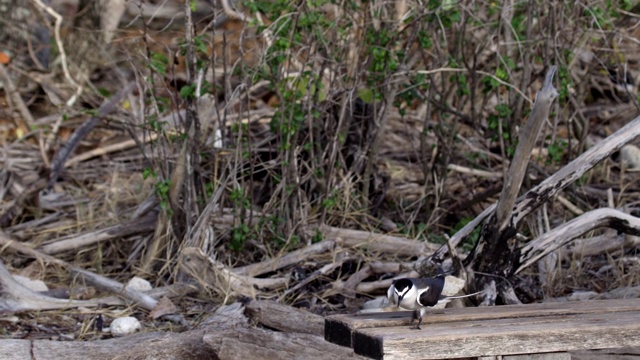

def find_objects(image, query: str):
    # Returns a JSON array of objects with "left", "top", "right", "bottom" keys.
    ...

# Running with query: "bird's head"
[{"left": 388, "top": 278, "right": 415, "bottom": 308}]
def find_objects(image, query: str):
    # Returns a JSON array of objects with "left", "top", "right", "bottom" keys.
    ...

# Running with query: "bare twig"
[
  {"left": 495, "top": 66, "right": 558, "bottom": 232},
  {"left": 29, "top": 0, "right": 81, "bottom": 104},
  {"left": 0, "top": 64, "right": 35, "bottom": 131},
  {"left": 48, "top": 82, "right": 134, "bottom": 188}
]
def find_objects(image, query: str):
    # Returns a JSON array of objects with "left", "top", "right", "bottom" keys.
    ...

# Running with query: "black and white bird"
[{"left": 387, "top": 271, "right": 480, "bottom": 329}]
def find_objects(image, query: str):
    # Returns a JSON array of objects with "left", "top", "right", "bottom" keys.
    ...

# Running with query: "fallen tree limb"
[
  {"left": 0, "top": 230, "right": 171, "bottom": 318},
  {"left": 460, "top": 66, "right": 558, "bottom": 304},
  {"left": 213, "top": 215, "right": 437, "bottom": 258},
  {"left": 39, "top": 211, "right": 157, "bottom": 254},
  {"left": 314, "top": 225, "right": 439, "bottom": 256},
  {"left": 179, "top": 247, "right": 288, "bottom": 300},
  {"left": 516, "top": 208, "right": 640, "bottom": 274},
  {"left": 432, "top": 111, "right": 640, "bottom": 263},
  {"left": 0, "top": 259, "right": 96, "bottom": 313},
  {"left": 244, "top": 300, "right": 324, "bottom": 336},
  {"left": 234, "top": 240, "right": 336, "bottom": 276},
  {"left": 0, "top": 331, "right": 210, "bottom": 360},
  {"left": 0, "top": 301, "right": 364, "bottom": 360}
]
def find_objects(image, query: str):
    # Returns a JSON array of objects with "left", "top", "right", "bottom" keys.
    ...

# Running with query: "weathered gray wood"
[
  {"left": 350, "top": 311, "right": 640, "bottom": 359},
  {"left": 479, "top": 355, "right": 571, "bottom": 360},
  {"left": 570, "top": 346, "right": 640, "bottom": 359},
  {"left": 325, "top": 299, "right": 640, "bottom": 348},
  {"left": 0, "top": 331, "right": 211, "bottom": 360},
  {"left": 518, "top": 208, "right": 640, "bottom": 273},
  {"left": 244, "top": 300, "right": 325, "bottom": 336},
  {"left": 431, "top": 112, "right": 640, "bottom": 262},
  {"left": 234, "top": 240, "right": 336, "bottom": 276},
  {"left": 204, "top": 326, "right": 368, "bottom": 360},
  {"left": 495, "top": 66, "right": 557, "bottom": 232},
  {"left": 504, "top": 354, "right": 570, "bottom": 360}
]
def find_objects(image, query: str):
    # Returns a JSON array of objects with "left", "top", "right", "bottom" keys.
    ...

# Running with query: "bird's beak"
[{"left": 397, "top": 294, "right": 403, "bottom": 308}]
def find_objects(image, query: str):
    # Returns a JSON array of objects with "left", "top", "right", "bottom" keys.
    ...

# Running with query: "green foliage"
[
  {"left": 228, "top": 187, "right": 253, "bottom": 251},
  {"left": 154, "top": 178, "right": 172, "bottom": 214},
  {"left": 149, "top": 52, "right": 169, "bottom": 75},
  {"left": 487, "top": 103, "right": 516, "bottom": 157},
  {"left": 453, "top": 217, "right": 481, "bottom": 252},
  {"left": 230, "top": 223, "right": 251, "bottom": 251},
  {"left": 417, "top": 30, "right": 433, "bottom": 49},
  {"left": 179, "top": 84, "right": 197, "bottom": 99},
  {"left": 311, "top": 229, "right": 324, "bottom": 243},
  {"left": 547, "top": 138, "right": 568, "bottom": 165},
  {"left": 230, "top": 187, "right": 251, "bottom": 211},
  {"left": 556, "top": 63, "right": 574, "bottom": 103},
  {"left": 142, "top": 167, "right": 156, "bottom": 180}
]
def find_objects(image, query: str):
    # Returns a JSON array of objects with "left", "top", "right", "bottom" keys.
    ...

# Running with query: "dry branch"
[
  {"left": 0, "top": 231, "right": 169, "bottom": 316},
  {"left": 279, "top": 254, "right": 353, "bottom": 301},
  {"left": 0, "top": 259, "right": 95, "bottom": 313},
  {"left": 0, "top": 63, "right": 35, "bottom": 132},
  {"left": 460, "top": 66, "right": 559, "bottom": 303},
  {"left": 244, "top": 300, "right": 324, "bottom": 336},
  {"left": 313, "top": 225, "right": 439, "bottom": 256},
  {"left": 179, "top": 247, "right": 288, "bottom": 300},
  {"left": 234, "top": 239, "right": 336, "bottom": 276},
  {"left": 495, "top": 66, "right": 558, "bottom": 232},
  {"left": 48, "top": 83, "right": 134, "bottom": 188},
  {"left": 432, "top": 106, "right": 640, "bottom": 262},
  {"left": 40, "top": 212, "right": 157, "bottom": 254},
  {"left": 517, "top": 208, "right": 640, "bottom": 273}
]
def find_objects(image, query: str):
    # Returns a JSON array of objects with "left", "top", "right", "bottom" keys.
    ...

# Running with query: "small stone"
[
  {"left": 620, "top": 145, "right": 640, "bottom": 170},
  {"left": 109, "top": 316, "right": 141, "bottom": 336},
  {"left": 125, "top": 277, "right": 152, "bottom": 292}
]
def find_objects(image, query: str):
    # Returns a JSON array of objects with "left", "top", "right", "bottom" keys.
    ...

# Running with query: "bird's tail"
[{"left": 441, "top": 290, "right": 484, "bottom": 300}]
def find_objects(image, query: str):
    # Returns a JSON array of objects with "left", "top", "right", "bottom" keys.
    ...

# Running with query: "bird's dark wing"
[{"left": 414, "top": 276, "right": 445, "bottom": 307}]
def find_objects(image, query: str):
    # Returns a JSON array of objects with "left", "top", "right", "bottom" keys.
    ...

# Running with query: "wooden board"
[
  {"left": 325, "top": 299, "right": 640, "bottom": 348},
  {"left": 325, "top": 299, "right": 640, "bottom": 359}
]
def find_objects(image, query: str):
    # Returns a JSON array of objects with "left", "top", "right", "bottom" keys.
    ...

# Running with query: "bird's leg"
[
  {"left": 414, "top": 308, "right": 426, "bottom": 330},
  {"left": 411, "top": 309, "right": 423, "bottom": 329},
  {"left": 411, "top": 309, "right": 419, "bottom": 323}
]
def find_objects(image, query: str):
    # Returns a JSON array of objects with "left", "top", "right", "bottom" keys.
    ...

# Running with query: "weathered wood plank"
[
  {"left": 570, "top": 346, "right": 640, "bottom": 360},
  {"left": 325, "top": 299, "right": 640, "bottom": 348},
  {"left": 352, "top": 310, "right": 640, "bottom": 359},
  {"left": 479, "top": 354, "right": 571, "bottom": 360},
  {"left": 504, "top": 354, "right": 571, "bottom": 360},
  {"left": 245, "top": 300, "right": 325, "bottom": 336}
]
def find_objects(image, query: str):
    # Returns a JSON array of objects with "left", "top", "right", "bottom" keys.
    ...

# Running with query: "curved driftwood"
[{"left": 517, "top": 208, "right": 640, "bottom": 273}]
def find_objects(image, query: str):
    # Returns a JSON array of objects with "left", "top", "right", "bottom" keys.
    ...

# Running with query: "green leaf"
[{"left": 180, "top": 84, "right": 196, "bottom": 99}]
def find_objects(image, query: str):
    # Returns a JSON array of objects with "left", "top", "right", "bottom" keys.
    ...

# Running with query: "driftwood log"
[{"left": 0, "top": 301, "right": 366, "bottom": 360}]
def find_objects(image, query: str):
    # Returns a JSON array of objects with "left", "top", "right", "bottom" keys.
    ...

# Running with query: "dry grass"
[{"left": 1, "top": 0, "right": 640, "bottom": 339}]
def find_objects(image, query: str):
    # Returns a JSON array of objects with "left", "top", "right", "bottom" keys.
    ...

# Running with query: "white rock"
[
  {"left": 13, "top": 275, "right": 48, "bottom": 292},
  {"left": 360, "top": 296, "right": 389, "bottom": 312},
  {"left": 125, "top": 277, "right": 152, "bottom": 292},
  {"left": 441, "top": 275, "right": 465, "bottom": 296},
  {"left": 620, "top": 145, "right": 640, "bottom": 170},
  {"left": 566, "top": 291, "right": 599, "bottom": 301},
  {"left": 109, "top": 317, "right": 142, "bottom": 336}
]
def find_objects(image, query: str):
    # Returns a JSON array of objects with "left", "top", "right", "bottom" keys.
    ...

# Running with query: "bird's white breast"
[{"left": 388, "top": 285, "right": 420, "bottom": 310}]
